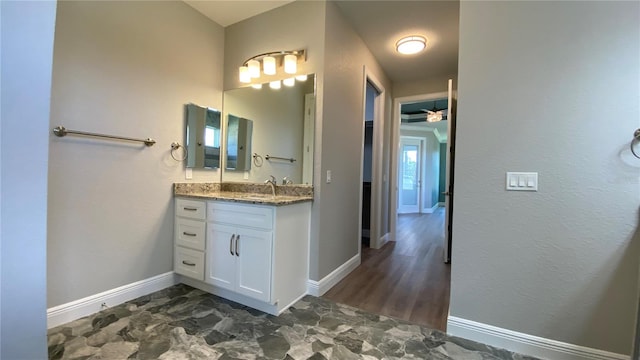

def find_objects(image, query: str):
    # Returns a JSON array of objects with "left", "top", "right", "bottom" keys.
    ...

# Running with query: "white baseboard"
[
  {"left": 378, "top": 232, "right": 390, "bottom": 248},
  {"left": 422, "top": 203, "right": 440, "bottom": 213},
  {"left": 47, "top": 271, "right": 178, "bottom": 329},
  {"left": 447, "top": 316, "right": 629, "bottom": 360},
  {"left": 307, "top": 254, "right": 360, "bottom": 296}
]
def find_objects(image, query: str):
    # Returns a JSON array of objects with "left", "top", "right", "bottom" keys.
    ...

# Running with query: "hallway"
[{"left": 323, "top": 208, "right": 451, "bottom": 331}]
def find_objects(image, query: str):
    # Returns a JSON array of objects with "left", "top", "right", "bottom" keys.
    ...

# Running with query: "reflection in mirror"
[
  {"left": 222, "top": 74, "right": 315, "bottom": 185},
  {"left": 226, "top": 115, "right": 253, "bottom": 171},
  {"left": 185, "top": 104, "right": 221, "bottom": 169}
]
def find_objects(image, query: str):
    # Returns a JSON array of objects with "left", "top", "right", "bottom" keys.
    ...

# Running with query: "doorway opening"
[
  {"left": 357, "top": 68, "right": 388, "bottom": 253},
  {"left": 361, "top": 81, "right": 379, "bottom": 248},
  {"left": 324, "top": 79, "right": 455, "bottom": 331},
  {"left": 391, "top": 79, "right": 456, "bottom": 263}
]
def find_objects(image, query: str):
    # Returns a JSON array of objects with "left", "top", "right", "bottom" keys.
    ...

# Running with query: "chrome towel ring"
[
  {"left": 632, "top": 129, "right": 640, "bottom": 159},
  {"left": 170, "top": 142, "right": 188, "bottom": 161}
]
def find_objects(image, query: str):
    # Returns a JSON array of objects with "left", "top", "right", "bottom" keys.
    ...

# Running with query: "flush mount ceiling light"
[
  {"left": 396, "top": 36, "right": 426, "bottom": 55},
  {"left": 239, "top": 49, "right": 306, "bottom": 84}
]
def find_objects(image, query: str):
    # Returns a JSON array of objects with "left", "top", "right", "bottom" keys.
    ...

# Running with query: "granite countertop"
[{"left": 174, "top": 182, "right": 313, "bottom": 206}]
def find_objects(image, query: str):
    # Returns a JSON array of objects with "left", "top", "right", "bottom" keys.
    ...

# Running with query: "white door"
[
  {"left": 444, "top": 79, "right": 455, "bottom": 263},
  {"left": 235, "top": 227, "right": 272, "bottom": 302},
  {"left": 205, "top": 223, "right": 236, "bottom": 291},
  {"left": 398, "top": 138, "right": 421, "bottom": 214}
]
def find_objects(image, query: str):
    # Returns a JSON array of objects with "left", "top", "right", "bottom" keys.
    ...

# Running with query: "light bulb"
[
  {"left": 247, "top": 60, "right": 260, "bottom": 78},
  {"left": 284, "top": 54, "right": 297, "bottom": 74},
  {"left": 263, "top": 56, "right": 276, "bottom": 75},
  {"left": 239, "top": 66, "right": 250, "bottom": 83},
  {"left": 283, "top": 78, "right": 295, "bottom": 87},
  {"left": 295, "top": 74, "right": 308, "bottom": 81},
  {"left": 269, "top": 80, "right": 281, "bottom": 89},
  {"left": 251, "top": 83, "right": 263, "bottom": 89}
]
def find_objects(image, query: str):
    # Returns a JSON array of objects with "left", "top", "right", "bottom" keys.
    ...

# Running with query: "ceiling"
[
  {"left": 400, "top": 98, "right": 449, "bottom": 141},
  {"left": 183, "top": 1, "right": 295, "bottom": 27},
  {"left": 401, "top": 99, "right": 448, "bottom": 115},
  {"left": 334, "top": 1, "right": 459, "bottom": 83},
  {"left": 183, "top": 0, "right": 460, "bottom": 84}
]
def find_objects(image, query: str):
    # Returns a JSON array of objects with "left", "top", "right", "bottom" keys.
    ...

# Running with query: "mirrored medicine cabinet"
[{"left": 185, "top": 103, "right": 221, "bottom": 169}]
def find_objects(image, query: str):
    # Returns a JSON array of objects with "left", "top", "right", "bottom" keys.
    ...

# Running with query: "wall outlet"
[
  {"left": 185, "top": 168, "right": 193, "bottom": 180},
  {"left": 243, "top": 171, "right": 249, "bottom": 180}
]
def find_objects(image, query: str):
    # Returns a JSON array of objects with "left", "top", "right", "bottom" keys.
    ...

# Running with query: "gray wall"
[
  {"left": 47, "top": 1, "right": 224, "bottom": 307},
  {"left": 1, "top": 1, "right": 56, "bottom": 358},
  {"left": 223, "top": 1, "right": 325, "bottom": 91},
  {"left": 451, "top": 1, "right": 640, "bottom": 355},
  {"left": 224, "top": 1, "right": 391, "bottom": 280},
  {"left": 315, "top": 1, "right": 391, "bottom": 278},
  {"left": 439, "top": 143, "right": 446, "bottom": 203},
  {"left": 394, "top": 73, "right": 457, "bottom": 98}
]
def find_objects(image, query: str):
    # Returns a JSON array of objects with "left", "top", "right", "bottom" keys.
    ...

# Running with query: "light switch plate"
[
  {"left": 185, "top": 168, "right": 193, "bottom": 180},
  {"left": 326, "top": 170, "right": 332, "bottom": 184},
  {"left": 506, "top": 172, "right": 538, "bottom": 191}
]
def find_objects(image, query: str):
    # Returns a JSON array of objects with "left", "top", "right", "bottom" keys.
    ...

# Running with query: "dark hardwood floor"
[{"left": 323, "top": 208, "right": 451, "bottom": 331}]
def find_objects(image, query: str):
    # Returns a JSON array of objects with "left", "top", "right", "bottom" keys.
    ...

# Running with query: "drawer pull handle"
[
  {"left": 182, "top": 260, "right": 196, "bottom": 267},
  {"left": 183, "top": 232, "right": 197, "bottom": 237},
  {"left": 183, "top": 207, "right": 198, "bottom": 211},
  {"left": 235, "top": 235, "right": 240, "bottom": 257},
  {"left": 230, "top": 234, "right": 236, "bottom": 256}
]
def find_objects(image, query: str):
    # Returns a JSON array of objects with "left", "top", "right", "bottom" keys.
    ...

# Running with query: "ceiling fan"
[{"left": 420, "top": 101, "right": 447, "bottom": 122}]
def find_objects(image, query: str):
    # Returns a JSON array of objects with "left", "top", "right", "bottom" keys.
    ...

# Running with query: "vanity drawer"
[
  {"left": 176, "top": 198, "right": 206, "bottom": 220},
  {"left": 175, "top": 218, "right": 205, "bottom": 251},
  {"left": 174, "top": 246, "right": 204, "bottom": 281},
  {"left": 207, "top": 201, "right": 273, "bottom": 230}
]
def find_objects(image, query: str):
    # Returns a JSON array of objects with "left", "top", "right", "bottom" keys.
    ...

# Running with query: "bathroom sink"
[{"left": 242, "top": 194, "right": 275, "bottom": 201}]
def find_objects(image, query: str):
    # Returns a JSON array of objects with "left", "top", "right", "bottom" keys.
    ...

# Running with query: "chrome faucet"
[
  {"left": 282, "top": 176, "right": 293, "bottom": 185},
  {"left": 265, "top": 175, "right": 276, "bottom": 197}
]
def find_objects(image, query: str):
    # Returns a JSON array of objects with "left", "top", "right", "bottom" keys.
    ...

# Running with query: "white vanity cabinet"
[
  {"left": 174, "top": 196, "right": 311, "bottom": 315},
  {"left": 174, "top": 199, "right": 206, "bottom": 281},
  {"left": 207, "top": 223, "right": 272, "bottom": 302}
]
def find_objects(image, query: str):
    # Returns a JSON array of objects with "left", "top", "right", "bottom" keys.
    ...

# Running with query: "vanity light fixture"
[
  {"left": 283, "top": 78, "right": 295, "bottom": 87},
  {"left": 247, "top": 59, "right": 260, "bottom": 78},
  {"left": 396, "top": 35, "right": 426, "bottom": 55},
  {"left": 238, "top": 49, "right": 306, "bottom": 84},
  {"left": 269, "top": 80, "right": 281, "bottom": 89},
  {"left": 239, "top": 66, "right": 250, "bottom": 83},
  {"left": 263, "top": 56, "right": 276, "bottom": 75},
  {"left": 284, "top": 54, "right": 297, "bottom": 74}
]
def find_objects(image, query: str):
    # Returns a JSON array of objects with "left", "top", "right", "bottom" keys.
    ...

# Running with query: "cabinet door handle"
[
  {"left": 182, "top": 260, "right": 196, "bottom": 267},
  {"left": 183, "top": 207, "right": 198, "bottom": 211},
  {"left": 235, "top": 235, "right": 240, "bottom": 257},
  {"left": 183, "top": 232, "right": 196, "bottom": 237},
  {"left": 230, "top": 234, "right": 236, "bottom": 256}
]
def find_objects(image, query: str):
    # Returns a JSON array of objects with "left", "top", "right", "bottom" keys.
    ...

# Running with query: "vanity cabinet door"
[
  {"left": 206, "top": 223, "right": 236, "bottom": 291},
  {"left": 235, "top": 228, "right": 272, "bottom": 302}
]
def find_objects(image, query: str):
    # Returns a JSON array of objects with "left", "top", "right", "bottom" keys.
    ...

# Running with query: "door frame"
[
  {"left": 398, "top": 136, "right": 423, "bottom": 214},
  {"left": 358, "top": 67, "right": 387, "bottom": 254},
  {"left": 390, "top": 91, "right": 449, "bottom": 245}
]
